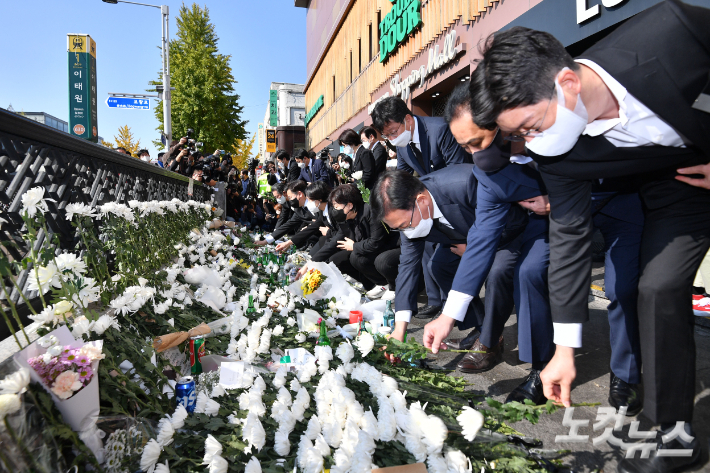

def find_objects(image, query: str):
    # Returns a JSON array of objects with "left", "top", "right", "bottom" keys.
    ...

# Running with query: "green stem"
[
  {"left": 0, "top": 304, "right": 22, "bottom": 349},
  {"left": 0, "top": 285, "right": 30, "bottom": 345},
  {"left": 8, "top": 277, "right": 38, "bottom": 315}
]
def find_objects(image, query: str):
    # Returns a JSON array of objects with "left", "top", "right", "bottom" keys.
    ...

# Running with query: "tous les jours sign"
[{"left": 577, "top": 0, "right": 627, "bottom": 24}]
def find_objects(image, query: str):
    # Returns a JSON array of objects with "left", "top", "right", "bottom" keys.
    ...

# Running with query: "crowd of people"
[{"left": 159, "top": 3, "right": 710, "bottom": 469}]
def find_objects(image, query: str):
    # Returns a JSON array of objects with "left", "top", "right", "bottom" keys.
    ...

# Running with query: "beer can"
[
  {"left": 175, "top": 376, "right": 196, "bottom": 413},
  {"left": 189, "top": 335, "right": 205, "bottom": 375}
]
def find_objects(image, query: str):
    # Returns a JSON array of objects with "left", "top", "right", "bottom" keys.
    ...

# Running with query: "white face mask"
[
  {"left": 305, "top": 199, "right": 318, "bottom": 214},
  {"left": 341, "top": 162, "right": 350, "bottom": 169},
  {"left": 526, "top": 69, "right": 589, "bottom": 157},
  {"left": 276, "top": 196, "right": 286, "bottom": 204},
  {"left": 343, "top": 145, "right": 353, "bottom": 155},
  {"left": 403, "top": 200, "right": 433, "bottom": 239},
  {"left": 389, "top": 121, "right": 412, "bottom": 147},
  {"left": 361, "top": 141, "right": 371, "bottom": 150},
  {"left": 141, "top": 156, "right": 150, "bottom": 162},
  {"left": 297, "top": 162, "right": 306, "bottom": 169}
]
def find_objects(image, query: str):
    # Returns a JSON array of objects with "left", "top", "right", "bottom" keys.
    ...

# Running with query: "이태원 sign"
[
  {"left": 269, "top": 90, "right": 278, "bottom": 127},
  {"left": 67, "top": 34, "right": 98, "bottom": 142}
]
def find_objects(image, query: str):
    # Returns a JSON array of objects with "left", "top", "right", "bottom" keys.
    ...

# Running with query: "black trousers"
[
  {"left": 328, "top": 250, "right": 365, "bottom": 287},
  {"left": 637, "top": 185, "right": 710, "bottom": 424},
  {"left": 351, "top": 248, "right": 401, "bottom": 289}
]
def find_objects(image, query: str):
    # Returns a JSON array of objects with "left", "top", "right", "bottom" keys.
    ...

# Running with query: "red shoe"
[{"left": 692, "top": 294, "right": 710, "bottom": 316}]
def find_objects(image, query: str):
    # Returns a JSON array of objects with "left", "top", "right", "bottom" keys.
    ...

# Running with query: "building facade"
[
  {"left": 298, "top": 0, "right": 707, "bottom": 154},
  {"left": 262, "top": 83, "right": 307, "bottom": 161}
]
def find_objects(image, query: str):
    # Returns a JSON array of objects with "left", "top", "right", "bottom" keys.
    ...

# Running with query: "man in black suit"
[
  {"left": 338, "top": 129, "right": 377, "bottom": 189},
  {"left": 255, "top": 180, "right": 314, "bottom": 246},
  {"left": 274, "top": 149, "right": 298, "bottom": 184},
  {"left": 473, "top": 1, "right": 710, "bottom": 470},
  {"left": 372, "top": 97, "right": 474, "bottom": 318},
  {"left": 361, "top": 126, "right": 388, "bottom": 178},
  {"left": 296, "top": 149, "right": 329, "bottom": 184}
]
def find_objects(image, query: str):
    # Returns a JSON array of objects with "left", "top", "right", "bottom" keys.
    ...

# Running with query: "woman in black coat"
[
  {"left": 307, "top": 184, "right": 400, "bottom": 291},
  {"left": 338, "top": 129, "right": 376, "bottom": 190}
]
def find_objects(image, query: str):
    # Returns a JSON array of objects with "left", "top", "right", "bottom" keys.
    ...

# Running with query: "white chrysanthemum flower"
[
  {"left": 360, "top": 408, "right": 379, "bottom": 439},
  {"left": 242, "top": 413, "right": 266, "bottom": 451},
  {"left": 55, "top": 253, "right": 87, "bottom": 277},
  {"left": 92, "top": 314, "right": 120, "bottom": 335},
  {"left": 26, "top": 263, "right": 60, "bottom": 294},
  {"left": 322, "top": 421, "right": 343, "bottom": 449},
  {"left": 29, "top": 304, "right": 65, "bottom": 327},
  {"left": 257, "top": 328, "right": 271, "bottom": 354},
  {"left": 0, "top": 393, "right": 21, "bottom": 419},
  {"left": 298, "top": 359, "right": 318, "bottom": 383},
  {"left": 456, "top": 406, "right": 484, "bottom": 442},
  {"left": 286, "top": 317, "right": 296, "bottom": 327},
  {"left": 156, "top": 418, "right": 175, "bottom": 447},
  {"left": 244, "top": 456, "right": 261, "bottom": 473},
  {"left": 65, "top": 202, "right": 98, "bottom": 221},
  {"left": 139, "top": 438, "right": 161, "bottom": 472},
  {"left": 0, "top": 368, "right": 29, "bottom": 396},
  {"left": 381, "top": 375, "right": 399, "bottom": 397},
  {"left": 71, "top": 315, "right": 93, "bottom": 339},
  {"left": 170, "top": 405, "right": 188, "bottom": 430},
  {"left": 445, "top": 448, "right": 472, "bottom": 473},
  {"left": 72, "top": 277, "right": 101, "bottom": 307},
  {"left": 427, "top": 453, "right": 448, "bottom": 473},
  {"left": 21, "top": 187, "right": 52, "bottom": 217},
  {"left": 277, "top": 386, "right": 292, "bottom": 407},
  {"left": 203, "top": 435, "right": 223, "bottom": 465},
  {"left": 376, "top": 396, "right": 397, "bottom": 442},
  {"left": 154, "top": 461, "right": 170, "bottom": 473},
  {"left": 274, "top": 427, "right": 291, "bottom": 456},
  {"left": 305, "top": 415, "right": 321, "bottom": 440},
  {"left": 272, "top": 324, "right": 284, "bottom": 336},
  {"left": 209, "top": 455, "right": 228, "bottom": 473},
  {"left": 404, "top": 432, "right": 428, "bottom": 463},
  {"left": 354, "top": 331, "right": 375, "bottom": 357},
  {"left": 272, "top": 367, "right": 287, "bottom": 388}
]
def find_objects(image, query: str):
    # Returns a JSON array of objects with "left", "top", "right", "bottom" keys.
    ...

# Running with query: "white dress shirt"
[
  {"left": 552, "top": 60, "right": 687, "bottom": 349},
  {"left": 395, "top": 193, "right": 451, "bottom": 323},
  {"left": 410, "top": 116, "right": 421, "bottom": 149}
]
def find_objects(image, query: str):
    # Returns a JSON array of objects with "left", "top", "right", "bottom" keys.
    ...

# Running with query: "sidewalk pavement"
[{"left": 408, "top": 264, "right": 710, "bottom": 472}]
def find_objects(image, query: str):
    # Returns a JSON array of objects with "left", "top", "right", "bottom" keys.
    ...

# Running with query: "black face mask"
[
  {"left": 331, "top": 205, "right": 349, "bottom": 223},
  {"left": 289, "top": 198, "right": 300, "bottom": 209},
  {"left": 473, "top": 130, "right": 512, "bottom": 173}
]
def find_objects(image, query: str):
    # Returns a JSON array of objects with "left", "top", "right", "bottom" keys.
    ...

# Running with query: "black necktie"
[
  {"left": 433, "top": 219, "right": 467, "bottom": 243},
  {"left": 409, "top": 142, "right": 426, "bottom": 173}
]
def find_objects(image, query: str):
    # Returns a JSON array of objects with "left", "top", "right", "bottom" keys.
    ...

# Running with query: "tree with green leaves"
[{"left": 151, "top": 3, "right": 247, "bottom": 151}]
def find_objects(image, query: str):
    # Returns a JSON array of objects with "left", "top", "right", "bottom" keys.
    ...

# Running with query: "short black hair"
[
  {"left": 444, "top": 81, "right": 472, "bottom": 124},
  {"left": 305, "top": 180, "right": 332, "bottom": 201},
  {"left": 339, "top": 155, "right": 353, "bottom": 168},
  {"left": 273, "top": 182, "right": 287, "bottom": 194},
  {"left": 286, "top": 179, "right": 307, "bottom": 195},
  {"left": 472, "top": 27, "right": 578, "bottom": 129},
  {"left": 293, "top": 148, "right": 308, "bottom": 160},
  {"left": 329, "top": 183, "right": 363, "bottom": 209},
  {"left": 370, "top": 96, "right": 412, "bottom": 132},
  {"left": 370, "top": 170, "right": 426, "bottom": 221},
  {"left": 116, "top": 147, "right": 127, "bottom": 152},
  {"left": 360, "top": 126, "right": 378, "bottom": 140},
  {"left": 307, "top": 150, "right": 317, "bottom": 160},
  {"left": 138, "top": 149, "right": 149, "bottom": 156},
  {"left": 158, "top": 152, "right": 165, "bottom": 158},
  {"left": 274, "top": 149, "right": 290, "bottom": 161},
  {"left": 338, "top": 129, "right": 361, "bottom": 147}
]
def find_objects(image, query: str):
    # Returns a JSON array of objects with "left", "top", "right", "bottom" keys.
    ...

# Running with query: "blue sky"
[{"left": 0, "top": 0, "right": 306, "bottom": 157}]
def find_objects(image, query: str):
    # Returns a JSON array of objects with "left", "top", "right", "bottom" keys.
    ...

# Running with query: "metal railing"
[{"left": 0, "top": 108, "right": 209, "bottom": 319}]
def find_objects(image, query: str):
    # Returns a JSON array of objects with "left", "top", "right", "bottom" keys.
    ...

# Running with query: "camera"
[
  {"left": 184, "top": 129, "right": 203, "bottom": 150},
  {"left": 319, "top": 147, "right": 331, "bottom": 159}
]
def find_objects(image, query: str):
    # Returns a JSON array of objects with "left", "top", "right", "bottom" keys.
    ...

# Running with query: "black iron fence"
[{"left": 0, "top": 108, "right": 209, "bottom": 326}]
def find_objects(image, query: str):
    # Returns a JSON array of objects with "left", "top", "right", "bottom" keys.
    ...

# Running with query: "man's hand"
[
  {"left": 540, "top": 345, "right": 576, "bottom": 407},
  {"left": 275, "top": 240, "right": 293, "bottom": 253},
  {"left": 677, "top": 163, "right": 710, "bottom": 189},
  {"left": 422, "top": 315, "right": 455, "bottom": 354},
  {"left": 384, "top": 321, "right": 408, "bottom": 363},
  {"left": 179, "top": 137, "right": 187, "bottom": 145},
  {"left": 518, "top": 195, "right": 551, "bottom": 215},
  {"left": 254, "top": 240, "right": 267, "bottom": 247},
  {"left": 319, "top": 226, "right": 329, "bottom": 236},
  {"left": 295, "top": 266, "right": 308, "bottom": 281},
  {"left": 337, "top": 237, "right": 354, "bottom": 251},
  {"left": 450, "top": 243, "right": 467, "bottom": 257}
]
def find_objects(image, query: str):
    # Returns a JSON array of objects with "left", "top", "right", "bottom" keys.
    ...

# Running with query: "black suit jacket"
[
  {"left": 287, "top": 159, "right": 301, "bottom": 183},
  {"left": 371, "top": 141, "right": 388, "bottom": 178},
  {"left": 271, "top": 205, "right": 314, "bottom": 241},
  {"left": 396, "top": 116, "right": 472, "bottom": 176},
  {"left": 530, "top": 0, "right": 710, "bottom": 324},
  {"left": 352, "top": 145, "right": 377, "bottom": 189}
]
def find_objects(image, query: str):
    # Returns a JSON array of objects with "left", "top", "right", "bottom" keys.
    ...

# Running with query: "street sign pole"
[
  {"left": 67, "top": 34, "right": 99, "bottom": 142},
  {"left": 161, "top": 5, "right": 172, "bottom": 146}
]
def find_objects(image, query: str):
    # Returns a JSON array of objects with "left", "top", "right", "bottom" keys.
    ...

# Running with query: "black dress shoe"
[
  {"left": 505, "top": 369, "right": 546, "bottom": 405},
  {"left": 445, "top": 329, "right": 480, "bottom": 350},
  {"left": 414, "top": 305, "right": 442, "bottom": 319},
  {"left": 609, "top": 373, "right": 643, "bottom": 416},
  {"left": 617, "top": 437, "right": 703, "bottom": 473}
]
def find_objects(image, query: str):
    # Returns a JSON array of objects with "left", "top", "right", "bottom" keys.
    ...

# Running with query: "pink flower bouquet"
[{"left": 27, "top": 345, "right": 101, "bottom": 400}]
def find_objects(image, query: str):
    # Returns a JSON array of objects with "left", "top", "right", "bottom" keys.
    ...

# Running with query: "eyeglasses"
[
  {"left": 381, "top": 122, "right": 405, "bottom": 140},
  {"left": 393, "top": 199, "right": 418, "bottom": 231},
  {"left": 504, "top": 84, "right": 556, "bottom": 142}
]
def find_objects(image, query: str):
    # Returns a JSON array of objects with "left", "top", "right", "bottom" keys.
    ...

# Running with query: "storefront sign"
[
  {"left": 304, "top": 94, "right": 324, "bottom": 126},
  {"left": 577, "top": 0, "right": 626, "bottom": 24},
  {"left": 266, "top": 129, "right": 276, "bottom": 153},
  {"left": 389, "top": 30, "right": 464, "bottom": 101},
  {"left": 67, "top": 34, "right": 98, "bottom": 143},
  {"left": 379, "top": 0, "right": 422, "bottom": 63},
  {"left": 269, "top": 90, "right": 278, "bottom": 127}
]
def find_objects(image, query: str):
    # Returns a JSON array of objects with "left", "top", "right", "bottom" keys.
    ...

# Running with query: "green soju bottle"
[
  {"left": 246, "top": 294, "right": 256, "bottom": 314},
  {"left": 383, "top": 299, "right": 395, "bottom": 329},
  {"left": 316, "top": 318, "right": 331, "bottom": 346}
]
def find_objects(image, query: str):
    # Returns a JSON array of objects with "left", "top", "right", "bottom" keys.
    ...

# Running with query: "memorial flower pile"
[{"left": 0, "top": 186, "right": 587, "bottom": 472}]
